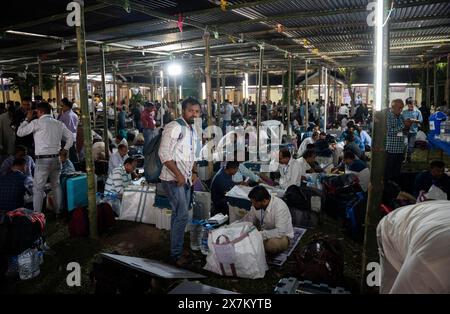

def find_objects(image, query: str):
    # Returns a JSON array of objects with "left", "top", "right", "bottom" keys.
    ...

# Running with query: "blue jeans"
[
  {"left": 143, "top": 128, "right": 155, "bottom": 154},
  {"left": 222, "top": 120, "right": 231, "bottom": 135},
  {"left": 407, "top": 133, "right": 416, "bottom": 159},
  {"left": 161, "top": 180, "right": 191, "bottom": 260}
]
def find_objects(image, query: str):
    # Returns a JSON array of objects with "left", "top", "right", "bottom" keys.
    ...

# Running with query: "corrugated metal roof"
[{"left": 0, "top": 0, "right": 448, "bottom": 76}]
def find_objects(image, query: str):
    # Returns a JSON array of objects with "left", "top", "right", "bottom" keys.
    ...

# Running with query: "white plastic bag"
[
  {"left": 204, "top": 222, "right": 268, "bottom": 279},
  {"left": 119, "top": 184, "right": 156, "bottom": 224},
  {"left": 18, "top": 248, "right": 40, "bottom": 280},
  {"left": 425, "top": 185, "right": 447, "bottom": 201}
]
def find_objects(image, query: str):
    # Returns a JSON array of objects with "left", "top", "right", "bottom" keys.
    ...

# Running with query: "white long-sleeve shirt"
[
  {"left": 221, "top": 103, "right": 234, "bottom": 121},
  {"left": 338, "top": 106, "right": 349, "bottom": 116},
  {"left": 244, "top": 195, "right": 294, "bottom": 240},
  {"left": 279, "top": 157, "right": 302, "bottom": 189},
  {"left": 298, "top": 137, "right": 315, "bottom": 157},
  {"left": 17, "top": 114, "right": 73, "bottom": 156},
  {"left": 158, "top": 118, "right": 198, "bottom": 184},
  {"left": 377, "top": 200, "right": 450, "bottom": 294},
  {"left": 108, "top": 151, "right": 128, "bottom": 174}
]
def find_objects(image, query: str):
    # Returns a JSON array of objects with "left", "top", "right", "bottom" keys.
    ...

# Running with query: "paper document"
[{"left": 208, "top": 213, "right": 229, "bottom": 225}]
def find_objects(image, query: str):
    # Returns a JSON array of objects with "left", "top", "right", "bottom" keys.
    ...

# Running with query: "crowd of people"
[{"left": 0, "top": 90, "right": 448, "bottom": 293}]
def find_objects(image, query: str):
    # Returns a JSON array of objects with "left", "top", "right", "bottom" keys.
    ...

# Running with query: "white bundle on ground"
[{"left": 204, "top": 221, "right": 268, "bottom": 279}]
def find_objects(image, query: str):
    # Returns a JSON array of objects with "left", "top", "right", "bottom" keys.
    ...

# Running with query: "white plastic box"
[{"left": 155, "top": 208, "right": 193, "bottom": 232}]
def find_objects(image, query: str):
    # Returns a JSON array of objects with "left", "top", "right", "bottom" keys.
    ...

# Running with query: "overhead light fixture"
[
  {"left": 167, "top": 62, "right": 182, "bottom": 76},
  {"left": 374, "top": 0, "right": 384, "bottom": 112}
]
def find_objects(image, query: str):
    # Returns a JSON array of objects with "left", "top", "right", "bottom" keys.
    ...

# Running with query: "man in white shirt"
[
  {"left": 108, "top": 144, "right": 128, "bottom": 174},
  {"left": 338, "top": 103, "right": 349, "bottom": 122},
  {"left": 17, "top": 102, "right": 73, "bottom": 213},
  {"left": 377, "top": 200, "right": 450, "bottom": 293},
  {"left": 278, "top": 148, "right": 302, "bottom": 189},
  {"left": 221, "top": 100, "right": 234, "bottom": 134},
  {"left": 298, "top": 131, "right": 319, "bottom": 157},
  {"left": 244, "top": 186, "right": 294, "bottom": 255},
  {"left": 158, "top": 97, "right": 201, "bottom": 267},
  {"left": 297, "top": 149, "right": 315, "bottom": 181},
  {"left": 92, "top": 139, "right": 107, "bottom": 161}
]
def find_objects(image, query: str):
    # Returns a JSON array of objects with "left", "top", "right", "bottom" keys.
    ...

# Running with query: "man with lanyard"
[
  {"left": 278, "top": 148, "right": 302, "bottom": 189},
  {"left": 385, "top": 99, "right": 413, "bottom": 184},
  {"left": 17, "top": 102, "right": 73, "bottom": 213},
  {"left": 158, "top": 97, "right": 201, "bottom": 267},
  {"left": 243, "top": 186, "right": 294, "bottom": 255},
  {"left": 401, "top": 98, "right": 422, "bottom": 163}
]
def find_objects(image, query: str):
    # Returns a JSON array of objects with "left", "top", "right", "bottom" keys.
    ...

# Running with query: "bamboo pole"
[
  {"left": 204, "top": 32, "right": 212, "bottom": 128},
  {"left": 334, "top": 69, "right": 337, "bottom": 106},
  {"left": 434, "top": 58, "right": 438, "bottom": 108},
  {"left": 318, "top": 66, "right": 322, "bottom": 104},
  {"left": 446, "top": 53, "right": 450, "bottom": 106},
  {"left": 174, "top": 75, "right": 178, "bottom": 118},
  {"left": 324, "top": 67, "right": 328, "bottom": 132},
  {"left": 427, "top": 61, "right": 430, "bottom": 108},
  {"left": 1, "top": 75, "right": 5, "bottom": 103},
  {"left": 56, "top": 75, "right": 61, "bottom": 115},
  {"left": 361, "top": 0, "right": 390, "bottom": 293},
  {"left": 100, "top": 45, "right": 109, "bottom": 160},
  {"left": 257, "top": 45, "right": 264, "bottom": 157},
  {"left": 287, "top": 55, "right": 292, "bottom": 136},
  {"left": 74, "top": 0, "right": 97, "bottom": 238},
  {"left": 305, "top": 59, "right": 309, "bottom": 126},
  {"left": 38, "top": 56, "right": 43, "bottom": 96},
  {"left": 216, "top": 57, "right": 221, "bottom": 105},
  {"left": 113, "top": 67, "right": 118, "bottom": 135},
  {"left": 221, "top": 74, "right": 226, "bottom": 104},
  {"left": 160, "top": 71, "right": 165, "bottom": 126}
]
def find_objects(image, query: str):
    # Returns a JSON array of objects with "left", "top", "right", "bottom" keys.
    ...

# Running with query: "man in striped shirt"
[{"left": 104, "top": 157, "right": 137, "bottom": 198}]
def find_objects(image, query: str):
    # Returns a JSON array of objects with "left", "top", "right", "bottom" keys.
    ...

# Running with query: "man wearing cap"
[{"left": 401, "top": 98, "right": 422, "bottom": 163}]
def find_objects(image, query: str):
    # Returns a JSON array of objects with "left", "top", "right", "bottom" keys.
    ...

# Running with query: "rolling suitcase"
[{"left": 66, "top": 174, "right": 89, "bottom": 212}]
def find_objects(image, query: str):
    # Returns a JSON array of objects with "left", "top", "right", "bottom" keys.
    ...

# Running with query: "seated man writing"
[
  {"left": 104, "top": 157, "right": 137, "bottom": 199},
  {"left": 108, "top": 143, "right": 129, "bottom": 174},
  {"left": 278, "top": 148, "right": 302, "bottom": 189},
  {"left": 211, "top": 161, "right": 245, "bottom": 216},
  {"left": 243, "top": 186, "right": 294, "bottom": 255},
  {"left": 414, "top": 160, "right": 450, "bottom": 199},
  {"left": 298, "top": 149, "right": 318, "bottom": 182}
]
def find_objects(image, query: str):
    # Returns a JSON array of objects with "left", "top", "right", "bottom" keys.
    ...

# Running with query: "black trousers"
[{"left": 385, "top": 152, "right": 404, "bottom": 184}]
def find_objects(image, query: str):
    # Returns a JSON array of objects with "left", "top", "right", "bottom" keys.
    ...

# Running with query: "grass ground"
[{"left": 0, "top": 147, "right": 448, "bottom": 294}]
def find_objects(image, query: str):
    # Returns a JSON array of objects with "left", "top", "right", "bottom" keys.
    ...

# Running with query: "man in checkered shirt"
[{"left": 385, "top": 99, "right": 413, "bottom": 183}]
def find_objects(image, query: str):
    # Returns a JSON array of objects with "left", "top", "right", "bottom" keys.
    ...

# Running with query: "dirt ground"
[
  {"left": 0, "top": 148, "right": 447, "bottom": 294},
  {"left": 0, "top": 210, "right": 362, "bottom": 294}
]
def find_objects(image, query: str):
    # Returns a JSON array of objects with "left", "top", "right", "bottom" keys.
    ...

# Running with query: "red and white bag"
[{"left": 204, "top": 222, "right": 268, "bottom": 279}]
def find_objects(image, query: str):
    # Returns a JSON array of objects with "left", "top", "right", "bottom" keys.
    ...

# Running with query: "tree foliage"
[{"left": 9, "top": 73, "right": 55, "bottom": 98}]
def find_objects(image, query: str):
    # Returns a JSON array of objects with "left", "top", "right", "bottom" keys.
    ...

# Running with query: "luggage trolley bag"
[{"left": 66, "top": 174, "right": 89, "bottom": 212}]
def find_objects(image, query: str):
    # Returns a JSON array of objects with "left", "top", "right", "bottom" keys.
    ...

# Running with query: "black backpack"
[
  {"left": 295, "top": 234, "right": 344, "bottom": 286},
  {"left": 143, "top": 119, "right": 187, "bottom": 183},
  {"left": 283, "top": 185, "right": 324, "bottom": 229}
]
